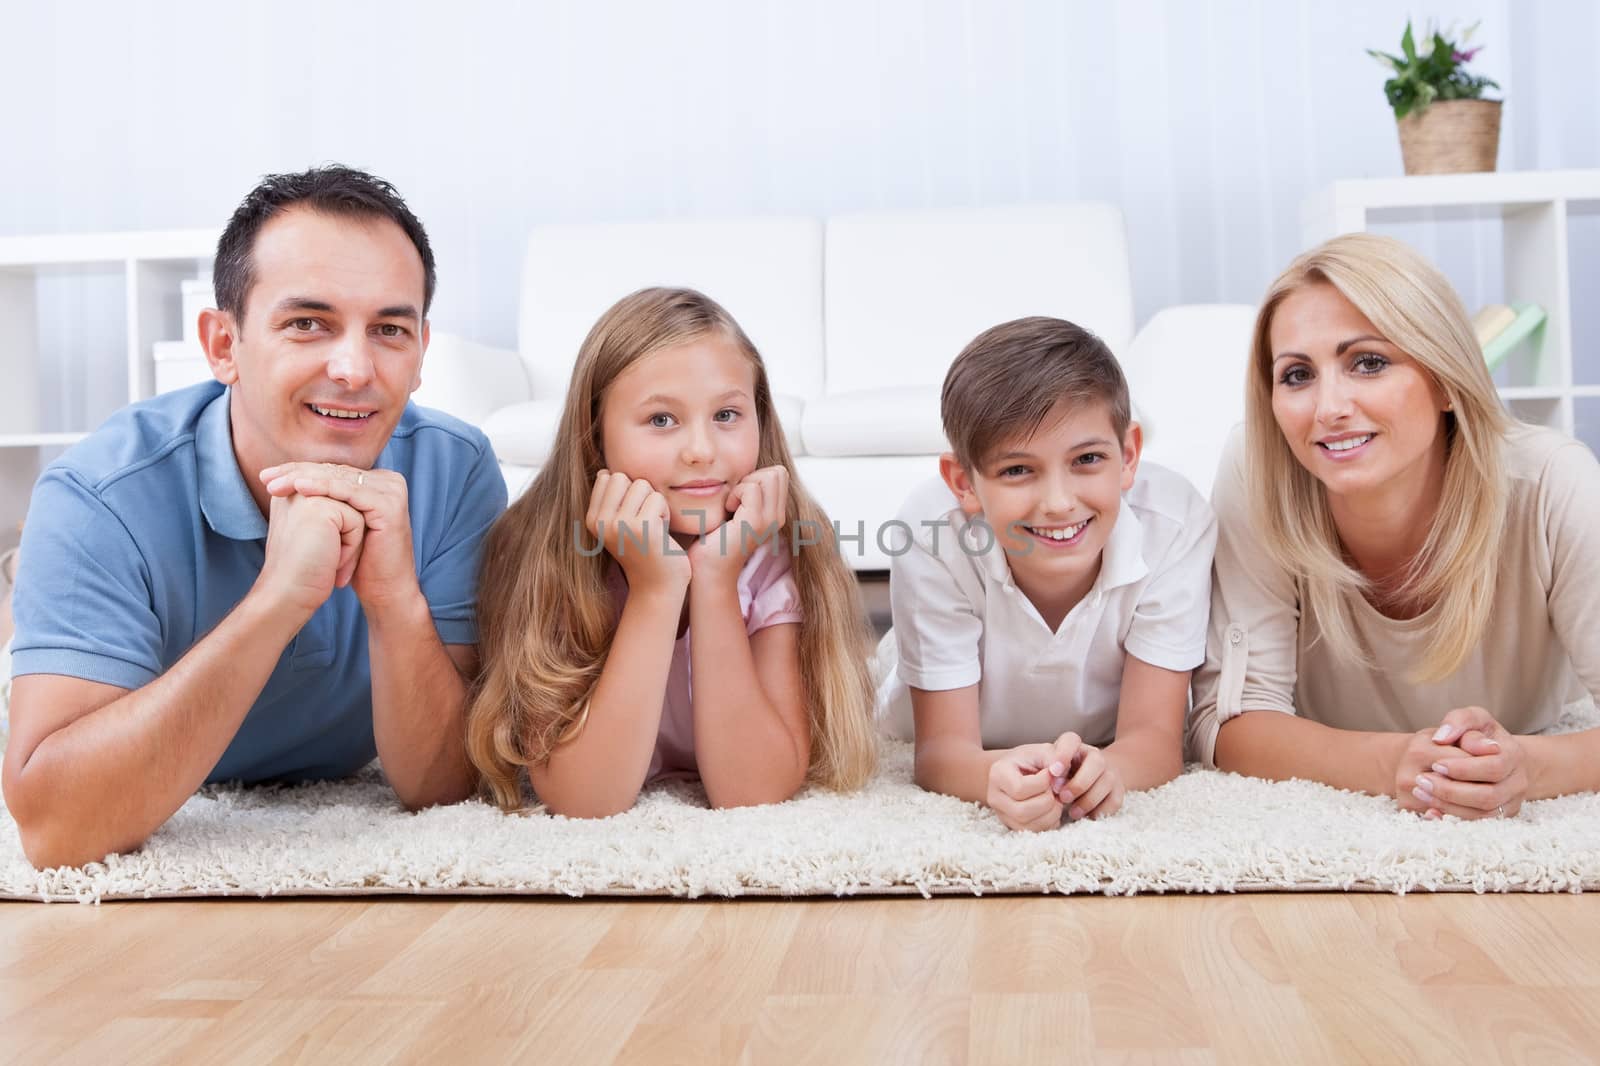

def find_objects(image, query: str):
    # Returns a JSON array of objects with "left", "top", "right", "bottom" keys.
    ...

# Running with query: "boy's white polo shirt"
[{"left": 878, "top": 462, "right": 1216, "bottom": 750}]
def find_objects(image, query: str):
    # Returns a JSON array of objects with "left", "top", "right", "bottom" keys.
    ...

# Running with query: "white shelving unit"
[
  {"left": 1302, "top": 169, "right": 1600, "bottom": 440},
  {"left": 0, "top": 229, "right": 218, "bottom": 537}
]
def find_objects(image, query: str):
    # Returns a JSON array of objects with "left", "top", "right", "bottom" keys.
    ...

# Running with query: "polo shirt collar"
[
  {"left": 979, "top": 494, "right": 1151, "bottom": 595},
  {"left": 198, "top": 388, "right": 269, "bottom": 541}
]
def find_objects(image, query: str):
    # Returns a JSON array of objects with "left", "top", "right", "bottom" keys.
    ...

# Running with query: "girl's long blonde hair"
[
  {"left": 1245, "top": 233, "right": 1513, "bottom": 681},
  {"left": 466, "top": 287, "right": 877, "bottom": 810}
]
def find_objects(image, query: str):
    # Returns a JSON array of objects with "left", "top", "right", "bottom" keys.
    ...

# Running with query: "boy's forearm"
[
  {"left": 913, "top": 736, "right": 1005, "bottom": 805},
  {"left": 1102, "top": 726, "right": 1184, "bottom": 792},
  {"left": 689, "top": 579, "right": 806, "bottom": 807}
]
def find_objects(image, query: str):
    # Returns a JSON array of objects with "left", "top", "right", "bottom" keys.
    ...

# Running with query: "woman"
[{"left": 1189, "top": 233, "right": 1600, "bottom": 818}]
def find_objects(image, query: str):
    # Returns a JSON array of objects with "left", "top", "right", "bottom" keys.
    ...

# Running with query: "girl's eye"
[
  {"left": 648, "top": 413, "right": 676, "bottom": 429},
  {"left": 1353, "top": 353, "right": 1389, "bottom": 374},
  {"left": 1278, "top": 365, "right": 1311, "bottom": 387},
  {"left": 713, "top": 408, "right": 739, "bottom": 423}
]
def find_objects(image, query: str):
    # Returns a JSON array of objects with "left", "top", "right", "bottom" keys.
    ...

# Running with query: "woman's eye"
[
  {"left": 648, "top": 413, "right": 675, "bottom": 429},
  {"left": 1353, "top": 353, "right": 1389, "bottom": 374},
  {"left": 713, "top": 408, "right": 739, "bottom": 423},
  {"left": 1279, "top": 365, "right": 1310, "bottom": 387}
]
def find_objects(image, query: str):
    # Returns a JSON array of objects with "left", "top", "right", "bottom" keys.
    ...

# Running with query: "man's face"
[{"left": 204, "top": 206, "right": 429, "bottom": 481}]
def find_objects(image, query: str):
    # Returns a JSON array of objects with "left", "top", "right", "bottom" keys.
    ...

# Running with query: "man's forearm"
[
  {"left": 366, "top": 590, "right": 477, "bottom": 810},
  {"left": 7, "top": 591, "right": 301, "bottom": 868}
]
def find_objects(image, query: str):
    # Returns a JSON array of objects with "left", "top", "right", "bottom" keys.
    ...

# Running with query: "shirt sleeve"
[
  {"left": 1123, "top": 488, "right": 1218, "bottom": 673},
  {"left": 739, "top": 542, "right": 804, "bottom": 633},
  {"left": 889, "top": 513, "right": 983, "bottom": 692},
  {"left": 1187, "top": 432, "right": 1302, "bottom": 767},
  {"left": 10, "top": 468, "right": 164, "bottom": 690},
  {"left": 418, "top": 438, "right": 509, "bottom": 647},
  {"left": 1540, "top": 439, "right": 1600, "bottom": 704}
]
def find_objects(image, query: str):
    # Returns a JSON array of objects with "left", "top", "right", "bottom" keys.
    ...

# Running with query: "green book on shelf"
[{"left": 1481, "top": 302, "right": 1547, "bottom": 373}]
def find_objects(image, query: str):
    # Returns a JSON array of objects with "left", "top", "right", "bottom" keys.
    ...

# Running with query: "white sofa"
[{"left": 429, "top": 205, "right": 1254, "bottom": 570}]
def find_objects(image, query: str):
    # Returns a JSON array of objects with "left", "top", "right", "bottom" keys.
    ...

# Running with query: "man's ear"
[
  {"left": 412, "top": 319, "right": 430, "bottom": 394},
  {"left": 198, "top": 308, "right": 240, "bottom": 385},
  {"left": 1120, "top": 422, "right": 1144, "bottom": 491},
  {"left": 938, "top": 452, "right": 984, "bottom": 517}
]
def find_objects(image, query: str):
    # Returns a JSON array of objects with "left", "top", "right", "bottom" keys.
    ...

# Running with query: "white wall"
[{"left": 2, "top": 0, "right": 1594, "bottom": 352}]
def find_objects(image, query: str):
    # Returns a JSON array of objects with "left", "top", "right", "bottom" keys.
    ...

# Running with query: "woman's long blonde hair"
[
  {"left": 1245, "top": 233, "right": 1513, "bottom": 681},
  {"left": 466, "top": 287, "right": 878, "bottom": 810}
]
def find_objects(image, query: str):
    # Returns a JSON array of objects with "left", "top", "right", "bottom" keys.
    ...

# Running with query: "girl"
[
  {"left": 466, "top": 287, "right": 877, "bottom": 817},
  {"left": 1189, "top": 233, "right": 1600, "bottom": 818}
]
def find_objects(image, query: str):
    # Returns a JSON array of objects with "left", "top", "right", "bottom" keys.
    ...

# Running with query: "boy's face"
[{"left": 939, "top": 400, "right": 1140, "bottom": 613}]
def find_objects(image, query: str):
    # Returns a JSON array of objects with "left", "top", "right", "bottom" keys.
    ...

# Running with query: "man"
[{"left": 2, "top": 166, "right": 506, "bottom": 869}]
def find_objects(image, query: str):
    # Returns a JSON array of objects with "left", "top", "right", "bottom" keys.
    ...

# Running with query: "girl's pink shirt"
[{"left": 606, "top": 541, "right": 803, "bottom": 781}]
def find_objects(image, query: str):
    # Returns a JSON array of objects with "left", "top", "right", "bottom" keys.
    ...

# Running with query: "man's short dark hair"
[
  {"left": 213, "top": 164, "right": 436, "bottom": 322},
  {"left": 941, "top": 316, "right": 1131, "bottom": 471}
]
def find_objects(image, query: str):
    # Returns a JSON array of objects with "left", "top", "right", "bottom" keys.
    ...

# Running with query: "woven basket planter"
[{"left": 1397, "top": 99, "right": 1502, "bottom": 175}]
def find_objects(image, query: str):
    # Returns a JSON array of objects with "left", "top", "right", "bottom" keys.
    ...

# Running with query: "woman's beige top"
[{"left": 1188, "top": 424, "right": 1600, "bottom": 767}]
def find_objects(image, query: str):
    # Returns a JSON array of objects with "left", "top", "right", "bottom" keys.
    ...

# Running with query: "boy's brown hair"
[{"left": 940, "top": 316, "right": 1131, "bottom": 470}]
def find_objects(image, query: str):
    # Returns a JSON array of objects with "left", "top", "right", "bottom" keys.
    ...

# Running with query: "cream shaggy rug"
[{"left": 4, "top": 704, "right": 1600, "bottom": 903}]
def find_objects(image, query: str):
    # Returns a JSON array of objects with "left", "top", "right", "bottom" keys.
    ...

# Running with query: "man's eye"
[
  {"left": 290, "top": 318, "right": 319, "bottom": 332},
  {"left": 377, "top": 324, "right": 404, "bottom": 338}
]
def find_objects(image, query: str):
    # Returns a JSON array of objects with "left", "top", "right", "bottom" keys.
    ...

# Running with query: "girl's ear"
[
  {"left": 938, "top": 452, "right": 984, "bottom": 517},
  {"left": 1120, "top": 422, "right": 1144, "bottom": 491}
]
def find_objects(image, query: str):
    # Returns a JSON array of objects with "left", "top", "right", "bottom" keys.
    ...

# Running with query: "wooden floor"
[{"left": 2, "top": 893, "right": 1598, "bottom": 1064}]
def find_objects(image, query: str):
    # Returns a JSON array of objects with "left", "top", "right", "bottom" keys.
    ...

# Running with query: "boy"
[{"left": 879, "top": 317, "right": 1215, "bottom": 831}]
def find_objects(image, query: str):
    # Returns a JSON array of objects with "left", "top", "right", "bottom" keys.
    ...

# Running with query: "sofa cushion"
[
  {"left": 801, "top": 386, "right": 946, "bottom": 458},
  {"left": 770, "top": 392, "right": 806, "bottom": 456},
  {"left": 482, "top": 399, "right": 563, "bottom": 469}
]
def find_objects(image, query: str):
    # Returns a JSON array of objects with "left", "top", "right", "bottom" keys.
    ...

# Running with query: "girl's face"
[
  {"left": 599, "top": 332, "right": 763, "bottom": 536},
  {"left": 1268, "top": 283, "right": 1450, "bottom": 503}
]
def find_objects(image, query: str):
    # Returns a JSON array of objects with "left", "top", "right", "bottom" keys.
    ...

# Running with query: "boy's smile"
[{"left": 941, "top": 400, "right": 1140, "bottom": 629}]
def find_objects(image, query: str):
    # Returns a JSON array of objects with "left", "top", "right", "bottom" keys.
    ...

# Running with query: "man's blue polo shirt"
[{"left": 9, "top": 382, "right": 507, "bottom": 783}]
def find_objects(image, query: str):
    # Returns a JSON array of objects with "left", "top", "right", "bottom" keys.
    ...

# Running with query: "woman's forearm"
[{"left": 1214, "top": 710, "right": 1407, "bottom": 797}]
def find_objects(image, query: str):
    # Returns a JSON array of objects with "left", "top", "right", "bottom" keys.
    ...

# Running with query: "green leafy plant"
[{"left": 1368, "top": 20, "right": 1499, "bottom": 120}]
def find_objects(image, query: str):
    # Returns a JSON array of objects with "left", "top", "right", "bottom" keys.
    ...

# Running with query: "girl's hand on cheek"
[{"left": 586, "top": 470, "right": 690, "bottom": 592}]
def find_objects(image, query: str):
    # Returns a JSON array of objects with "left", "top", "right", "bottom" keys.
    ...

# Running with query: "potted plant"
[{"left": 1369, "top": 21, "right": 1501, "bottom": 175}]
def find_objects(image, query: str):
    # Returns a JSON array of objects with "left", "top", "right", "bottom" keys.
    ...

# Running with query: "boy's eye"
[
  {"left": 1074, "top": 452, "right": 1106, "bottom": 466},
  {"left": 1278, "top": 364, "right": 1311, "bottom": 387},
  {"left": 648, "top": 413, "right": 676, "bottom": 429},
  {"left": 998, "top": 465, "right": 1029, "bottom": 478},
  {"left": 713, "top": 408, "right": 740, "bottom": 423},
  {"left": 1353, "top": 353, "right": 1389, "bottom": 374}
]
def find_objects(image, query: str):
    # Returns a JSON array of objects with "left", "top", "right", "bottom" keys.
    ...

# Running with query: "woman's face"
[{"left": 1268, "top": 282, "right": 1450, "bottom": 503}]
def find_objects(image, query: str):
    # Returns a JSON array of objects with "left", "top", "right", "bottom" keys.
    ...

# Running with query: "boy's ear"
[
  {"left": 1119, "top": 422, "right": 1144, "bottom": 491},
  {"left": 938, "top": 452, "right": 984, "bottom": 517},
  {"left": 198, "top": 307, "right": 240, "bottom": 386}
]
